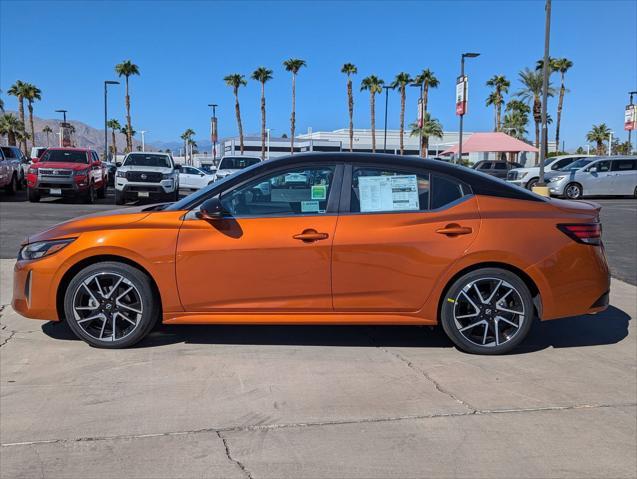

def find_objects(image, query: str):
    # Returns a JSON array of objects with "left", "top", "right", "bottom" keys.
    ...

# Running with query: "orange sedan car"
[{"left": 12, "top": 153, "right": 610, "bottom": 354}]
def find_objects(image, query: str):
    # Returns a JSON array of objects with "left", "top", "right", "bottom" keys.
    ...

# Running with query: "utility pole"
[
  {"left": 536, "top": 0, "right": 551, "bottom": 196},
  {"left": 410, "top": 82, "right": 424, "bottom": 156},
  {"left": 608, "top": 131, "right": 613, "bottom": 156},
  {"left": 208, "top": 103, "right": 218, "bottom": 162},
  {"left": 458, "top": 52, "right": 480, "bottom": 164},
  {"left": 140, "top": 130, "right": 147, "bottom": 152},
  {"left": 382, "top": 85, "right": 392, "bottom": 153}
]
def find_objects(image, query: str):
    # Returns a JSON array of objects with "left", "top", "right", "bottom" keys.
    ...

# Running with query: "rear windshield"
[
  {"left": 124, "top": 154, "right": 172, "bottom": 168},
  {"left": 560, "top": 158, "right": 593, "bottom": 170},
  {"left": 219, "top": 157, "right": 260, "bottom": 170},
  {"left": 40, "top": 150, "right": 88, "bottom": 164}
]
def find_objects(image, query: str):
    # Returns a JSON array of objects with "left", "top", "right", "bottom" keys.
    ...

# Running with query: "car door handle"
[
  {"left": 435, "top": 224, "right": 473, "bottom": 236},
  {"left": 293, "top": 229, "right": 329, "bottom": 242}
]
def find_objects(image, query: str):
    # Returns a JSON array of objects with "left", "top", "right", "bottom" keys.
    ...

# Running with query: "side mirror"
[
  {"left": 115, "top": 162, "right": 122, "bottom": 167},
  {"left": 196, "top": 196, "right": 224, "bottom": 220},
  {"left": 31, "top": 157, "right": 39, "bottom": 163},
  {"left": 199, "top": 173, "right": 204, "bottom": 177}
]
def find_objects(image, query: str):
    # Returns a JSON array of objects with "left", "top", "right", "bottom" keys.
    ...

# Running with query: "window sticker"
[
  {"left": 301, "top": 200, "right": 320, "bottom": 213},
  {"left": 358, "top": 175, "right": 419, "bottom": 212},
  {"left": 311, "top": 184, "right": 327, "bottom": 200}
]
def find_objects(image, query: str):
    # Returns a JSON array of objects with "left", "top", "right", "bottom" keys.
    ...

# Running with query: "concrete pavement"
[{"left": 1, "top": 259, "right": 635, "bottom": 478}]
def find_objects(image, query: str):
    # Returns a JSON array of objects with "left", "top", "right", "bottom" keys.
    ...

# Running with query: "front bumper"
[
  {"left": 13, "top": 258, "right": 60, "bottom": 321},
  {"left": 29, "top": 175, "right": 86, "bottom": 196},
  {"left": 547, "top": 180, "right": 567, "bottom": 196},
  {"left": 115, "top": 179, "right": 176, "bottom": 199}
]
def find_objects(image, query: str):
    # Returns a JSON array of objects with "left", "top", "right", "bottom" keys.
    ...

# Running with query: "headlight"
[
  {"left": 18, "top": 238, "right": 76, "bottom": 261},
  {"left": 518, "top": 172, "right": 528, "bottom": 179},
  {"left": 162, "top": 173, "right": 174, "bottom": 179},
  {"left": 549, "top": 176, "right": 565, "bottom": 182},
  {"left": 116, "top": 171, "right": 126, "bottom": 178},
  {"left": 74, "top": 169, "right": 89, "bottom": 177},
  {"left": 28, "top": 167, "right": 38, "bottom": 175}
]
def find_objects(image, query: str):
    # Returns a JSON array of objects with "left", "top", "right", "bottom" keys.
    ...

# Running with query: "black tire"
[
  {"left": 115, "top": 190, "right": 125, "bottom": 205},
  {"left": 525, "top": 178, "right": 539, "bottom": 190},
  {"left": 27, "top": 187, "right": 40, "bottom": 202},
  {"left": 17, "top": 171, "right": 24, "bottom": 190},
  {"left": 172, "top": 190, "right": 179, "bottom": 201},
  {"left": 63, "top": 261, "right": 159, "bottom": 348},
  {"left": 84, "top": 183, "right": 95, "bottom": 204},
  {"left": 440, "top": 268, "right": 535, "bottom": 355},
  {"left": 97, "top": 181, "right": 106, "bottom": 199},
  {"left": 564, "top": 182, "right": 583, "bottom": 200},
  {"left": 4, "top": 174, "right": 17, "bottom": 195}
]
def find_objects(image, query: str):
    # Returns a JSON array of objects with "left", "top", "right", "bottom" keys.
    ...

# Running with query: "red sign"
[
  {"left": 625, "top": 105, "right": 636, "bottom": 131},
  {"left": 455, "top": 76, "right": 467, "bottom": 116},
  {"left": 211, "top": 117, "right": 218, "bottom": 142}
]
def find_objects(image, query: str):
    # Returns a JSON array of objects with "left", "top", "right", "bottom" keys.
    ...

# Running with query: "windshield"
[
  {"left": 124, "top": 154, "right": 172, "bottom": 168},
  {"left": 40, "top": 150, "right": 88, "bottom": 164},
  {"left": 560, "top": 158, "right": 593, "bottom": 170},
  {"left": 218, "top": 157, "right": 260, "bottom": 170}
]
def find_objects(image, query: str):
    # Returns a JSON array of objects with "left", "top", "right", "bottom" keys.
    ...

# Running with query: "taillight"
[{"left": 557, "top": 223, "right": 602, "bottom": 245}]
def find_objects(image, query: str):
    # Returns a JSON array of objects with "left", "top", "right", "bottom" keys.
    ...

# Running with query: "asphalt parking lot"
[{"left": 0, "top": 189, "right": 636, "bottom": 478}]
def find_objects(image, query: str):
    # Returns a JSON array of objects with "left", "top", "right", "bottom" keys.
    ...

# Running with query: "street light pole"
[
  {"left": 458, "top": 52, "right": 480, "bottom": 164},
  {"left": 608, "top": 131, "right": 613, "bottom": 156},
  {"left": 410, "top": 82, "right": 424, "bottom": 156},
  {"left": 537, "top": 0, "right": 552, "bottom": 193},
  {"left": 382, "top": 85, "right": 392, "bottom": 153},
  {"left": 55, "top": 109, "right": 68, "bottom": 147},
  {"left": 140, "top": 131, "right": 147, "bottom": 152},
  {"left": 104, "top": 81, "right": 119, "bottom": 161},
  {"left": 208, "top": 103, "right": 218, "bottom": 161}
]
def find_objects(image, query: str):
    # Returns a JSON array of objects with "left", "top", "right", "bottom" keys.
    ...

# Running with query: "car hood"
[
  {"left": 544, "top": 169, "right": 580, "bottom": 180},
  {"left": 26, "top": 204, "right": 156, "bottom": 244},
  {"left": 216, "top": 169, "right": 239, "bottom": 176},
  {"left": 510, "top": 166, "right": 540, "bottom": 174},
  {"left": 34, "top": 162, "right": 90, "bottom": 171},
  {"left": 118, "top": 166, "right": 173, "bottom": 173}
]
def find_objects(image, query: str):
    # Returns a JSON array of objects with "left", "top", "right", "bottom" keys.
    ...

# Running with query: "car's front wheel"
[
  {"left": 440, "top": 268, "right": 534, "bottom": 355},
  {"left": 63, "top": 261, "right": 159, "bottom": 348},
  {"left": 5, "top": 174, "right": 17, "bottom": 195},
  {"left": 525, "top": 178, "right": 539, "bottom": 190}
]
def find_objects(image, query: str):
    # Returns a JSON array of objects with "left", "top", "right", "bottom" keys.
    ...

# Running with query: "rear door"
[
  {"left": 332, "top": 163, "right": 480, "bottom": 312},
  {"left": 611, "top": 159, "right": 637, "bottom": 195}
]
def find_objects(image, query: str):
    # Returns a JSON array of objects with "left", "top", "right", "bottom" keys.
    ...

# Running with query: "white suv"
[
  {"left": 115, "top": 152, "right": 180, "bottom": 204},
  {"left": 506, "top": 154, "right": 593, "bottom": 190},
  {"left": 214, "top": 155, "right": 261, "bottom": 182}
]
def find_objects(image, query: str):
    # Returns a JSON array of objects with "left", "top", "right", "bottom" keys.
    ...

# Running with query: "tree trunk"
[
  {"left": 111, "top": 129, "right": 117, "bottom": 159},
  {"left": 45, "top": 131, "right": 50, "bottom": 147},
  {"left": 370, "top": 92, "right": 376, "bottom": 153},
  {"left": 556, "top": 72, "right": 565, "bottom": 151},
  {"left": 290, "top": 74, "right": 296, "bottom": 154},
  {"left": 493, "top": 105, "right": 498, "bottom": 132},
  {"left": 424, "top": 135, "right": 429, "bottom": 156},
  {"left": 8, "top": 131, "right": 16, "bottom": 146},
  {"left": 496, "top": 95, "right": 502, "bottom": 132},
  {"left": 423, "top": 83, "right": 429, "bottom": 112},
  {"left": 596, "top": 140, "right": 603, "bottom": 156},
  {"left": 28, "top": 104, "right": 35, "bottom": 150},
  {"left": 17, "top": 97, "right": 26, "bottom": 154},
  {"left": 260, "top": 82, "right": 266, "bottom": 160},
  {"left": 234, "top": 87, "right": 244, "bottom": 154},
  {"left": 421, "top": 134, "right": 426, "bottom": 158},
  {"left": 399, "top": 85, "right": 405, "bottom": 155},
  {"left": 347, "top": 78, "right": 353, "bottom": 152},
  {"left": 125, "top": 77, "right": 132, "bottom": 152},
  {"left": 533, "top": 97, "right": 541, "bottom": 165}
]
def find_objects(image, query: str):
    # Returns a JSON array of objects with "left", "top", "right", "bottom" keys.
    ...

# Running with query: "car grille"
[
  {"left": 126, "top": 171, "right": 163, "bottom": 182},
  {"left": 38, "top": 168, "right": 73, "bottom": 177},
  {"left": 507, "top": 171, "right": 518, "bottom": 180}
]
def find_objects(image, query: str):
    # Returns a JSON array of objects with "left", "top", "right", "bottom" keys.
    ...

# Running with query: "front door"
[
  {"left": 584, "top": 160, "right": 612, "bottom": 195},
  {"left": 332, "top": 165, "right": 480, "bottom": 312},
  {"left": 176, "top": 164, "right": 340, "bottom": 312}
]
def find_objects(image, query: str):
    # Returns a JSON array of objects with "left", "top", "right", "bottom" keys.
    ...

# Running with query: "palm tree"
[
  {"left": 120, "top": 125, "right": 135, "bottom": 152},
  {"left": 224, "top": 74, "right": 248, "bottom": 154},
  {"left": 341, "top": 63, "right": 357, "bottom": 151},
  {"left": 23, "top": 83, "right": 42, "bottom": 150},
  {"left": 115, "top": 60, "right": 140, "bottom": 152},
  {"left": 0, "top": 113, "right": 25, "bottom": 146},
  {"left": 515, "top": 68, "right": 555, "bottom": 164},
  {"left": 7, "top": 80, "right": 29, "bottom": 153},
  {"left": 42, "top": 125, "right": 53, "bottom": 147},
  {"left": 360, "top": 75, "right": 384, "bottom": 153},
  {"left": 551, "top": 58, "right": 573, "bottom": 151},
  {"left": 485, "top": 92, "right": 499, "bottom": 132},
  {"left": 283, "top": 58, "right": 306, "bottom": 154},
  {"left": 485, "top": 75, "right": 509, "bottom": 131},
  {"left": 409, "top": 112, "right": 443, "bottom": 155},
  {"left": 586, "top": 123, "right": 611, "bottom": 155},
  {"left": 180, "top": 128, "right": 196, "bottom": 164},
  {"left": 0, "top": 89, "right": 4, "bottom": 112},
  {"left": 251, "top": 67, "right": 273, "bottom": 159},
  {"left": 503, "top": 100, "right": 531, "bottom": 140},
  {"left": 414, "top": 69, "right": 439, "bottom": 113},
  {"left": 106, "top": 119, "right": 121, "bottom": 159},
  {"left": 390, "top": 73, "right": 412, "bottom": 155}
]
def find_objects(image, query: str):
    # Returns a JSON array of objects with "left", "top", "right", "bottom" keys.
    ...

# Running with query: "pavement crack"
[
  {"left": 0, "top": 330, "right": 16, "bottom": 347},
  {"left": 216, "top": 430, "right": 254, "bottom": 479}
]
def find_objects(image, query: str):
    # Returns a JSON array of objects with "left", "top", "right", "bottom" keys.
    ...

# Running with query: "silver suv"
[
  {"left": 115, "top": 152, "right": 180, "bottom": 204},
  {"left": 546, "top": 156, "right": 637, "bottom": 199}
]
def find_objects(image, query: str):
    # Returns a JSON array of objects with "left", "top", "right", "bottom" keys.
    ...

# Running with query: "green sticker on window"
[{"left": 311, "top": 185, "right": 327, "bottom": 200}]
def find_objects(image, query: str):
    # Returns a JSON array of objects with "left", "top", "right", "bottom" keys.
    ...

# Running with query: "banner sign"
[
  {"left": 60, "top": 122, "right": 72, "bottom": 147},
  {"left": 456, "top": 76, "right": 467, "bottom": 116},
  {"left": 211, "top": 117, "right": 218, "bottom": 142},
  {"left": 625, "top": 104, "right": 636, "bottom": 131}
]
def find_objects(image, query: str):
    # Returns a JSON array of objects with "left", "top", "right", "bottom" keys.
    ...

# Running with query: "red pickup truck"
[{"left": 27, "top": 148, "right": 108, "bottom": 203}]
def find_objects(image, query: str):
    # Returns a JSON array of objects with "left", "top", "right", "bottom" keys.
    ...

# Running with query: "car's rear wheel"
[
  {"left": 564, "top": 182, "right": 583, "bottom": 199},
  {"left": 27, "top": 187, "right": 40, "bottom": 202},
  {"left": 115, "top": 190, "right": 125, "bottom": 205},
  {"left": 97, "top": 181, "right": 106, "bottom": 199},
  {"left": 525, "top": 177, "right": 538, "bottom": 190},
  {"left": 5, "top": 174, "right": 17, "bottom": 195},
  {"left": 63, "top": 262, "right": 159, "bottom": 348},
  {"left": 440, "top": 268, "right": 534, "bottom": 355},
  {"left": 84, "top": 183, "right": 96, "bottom": 204}
]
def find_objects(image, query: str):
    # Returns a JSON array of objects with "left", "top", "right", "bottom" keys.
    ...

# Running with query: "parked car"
[
  {"left": 507, "top": 154, "right": 593, "bottom": 189},
  {"left": 14, "top": 153, "right": 610, "bottom": 354},
  {"left": 179, "top": 166, "right": 215, "bottom": 190},
  {"left": 545, "top": 156, "right": 637, "bottom": 199},
  {"left": 472, "top": 160, "right": 523, "bottom": 179},
  {"left": 0, "top": 147, "right": 20, "bottom": 194},
  {"left": 214, "top": 155, "right": 261, "bottom": 181},
  {"left": 27, "top": 148, "right": 107, "bottom": 203},
  {"left": 114, "top": 152, "right": 180, "bottom": 204},
  {"left": 1, "top": 146, "right": 30, "bottom": 188}
]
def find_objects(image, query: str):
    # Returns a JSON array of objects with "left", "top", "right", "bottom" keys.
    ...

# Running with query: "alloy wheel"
[
  {"left": 565, "top": 184, "right": 581, "bottom": 199},
  {"left": 452, "top": 277, "right": 525, "bottom": 348},
  {"left": 71, "top": 272, "right": 143, "bottom": 342}
]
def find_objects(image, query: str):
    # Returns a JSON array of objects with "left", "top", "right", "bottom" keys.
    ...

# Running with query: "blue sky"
[{"left": 1, "top": 0, "right": 635, "bottom": 150}]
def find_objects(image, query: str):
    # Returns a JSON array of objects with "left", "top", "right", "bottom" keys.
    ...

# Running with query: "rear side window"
[
  {"left": 478, "top": 162, "right": 492, "bottom": 170},
  {"left": 612, "top": 160, "right": 636, "bottom": 171},
  {"left": 431, "top": 175, "right": 466, "bottom": 209},
  {"left": 494, "top": 163, "right": 507, "bottom": 170}
]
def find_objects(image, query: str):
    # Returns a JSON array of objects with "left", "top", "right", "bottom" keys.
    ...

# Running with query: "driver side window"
[{"left": 220, "top": 165, "right": 335, "bottom": 217}]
